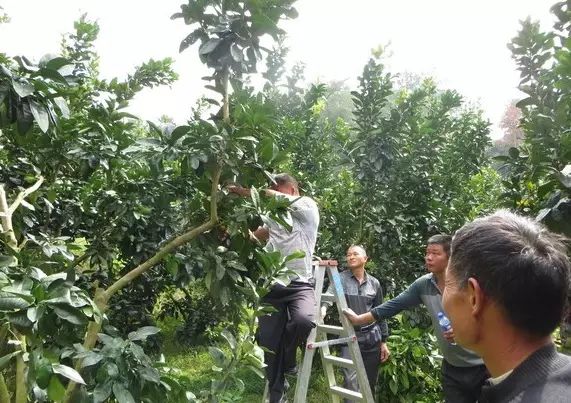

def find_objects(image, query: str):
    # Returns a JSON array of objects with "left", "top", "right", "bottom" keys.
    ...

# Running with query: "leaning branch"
[
  {"left": 0, "top": 177, "right": 45, "bottom": 250},
  {"left": 63, "top": 164, "right": 222, "bottom": 402}
]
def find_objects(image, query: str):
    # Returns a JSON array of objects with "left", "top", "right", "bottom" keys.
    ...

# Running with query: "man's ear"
[{"left": 467, "top": 277, "right": 485, "bottom": 316}]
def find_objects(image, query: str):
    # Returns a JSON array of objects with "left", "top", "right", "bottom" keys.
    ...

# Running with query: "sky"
[{"left": 0, "top": 0, "right": 556, "bottom": 138}]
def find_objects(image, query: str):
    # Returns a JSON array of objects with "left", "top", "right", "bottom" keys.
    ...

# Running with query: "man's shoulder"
[
  {"left": 514, "top": 367, "right": 571, "bottom": 401},
  {"left": 508, "top": 349, "right": 571, "bottom": 401},
  {"left": 365, "top": 272, "right": 381, "bottom": 286},
  {"left": 404, "top": 273, "right": 433, "bottom": 294},
  {"left": 412, "top": 273, "right": 432, "bottom": 286},
  {"left": 338, "top": 269, "right": 353, "bottom": 278},
  {"left": 294, "top": 195, "right": 318, "bottom": 208}
]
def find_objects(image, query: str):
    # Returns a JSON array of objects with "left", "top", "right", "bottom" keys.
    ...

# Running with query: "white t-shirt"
[{"left": 263, "top": 194, "right": 319, "bottom": 283}]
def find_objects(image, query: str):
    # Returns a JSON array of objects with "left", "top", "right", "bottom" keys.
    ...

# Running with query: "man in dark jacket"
[
  {"left": 442, "top": 211, "right": 571, "bottom": 403},
  {"left": 322, "top": 245, "right": 390, "bottom": 401}
]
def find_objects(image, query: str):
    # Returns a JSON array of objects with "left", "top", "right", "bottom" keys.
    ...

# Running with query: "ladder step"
[
  {"left": 307, "top": 335, "right": 355, "bottom": 349},
  {"left": 321, "top": 293, "right": 336, "bottom": 303},
  {"left": 317, "top": 324, "right": 345, "bottom": 335},
  {"left": 323, "top": 355, "right": 356, "bottom": 369},
  {"left": 329, "top": 386, "right": 364, "bottom": 401}
]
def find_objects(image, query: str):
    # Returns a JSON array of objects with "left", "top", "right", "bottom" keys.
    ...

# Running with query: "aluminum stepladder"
[{"left": 292, "top": 260, "right": 374, "bottom": 403}]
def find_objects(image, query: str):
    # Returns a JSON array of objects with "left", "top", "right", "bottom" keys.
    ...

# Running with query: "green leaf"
[
  {"left": 138, "top": 366, "right": 161, "bottom": 384},
  {"left": 208, "top": 347, "right": 226, "bottom": 367},
  {"left": 247, "top": 365, "right": 265, "bottom": 379},
  {"left": 236, "top": 136, "right": 258, "bottom": 143},
  {"left": 20, "top": 199, "right": 35, "bottom": 210},
  {"left": 179, "top": 29, "right": 205, "bottom": 53},
  {"left": 38, "top": 67, "right": 68, "bottom": 85},
  {"left": 47, "top": 376, "right": 66, "bottom": 401},
  {"left": 251, "top": 187, "right": 260, "bottom": 210},
  {"left": 0, "top": 255, "right": 17, "bottom": 267},
  {"left": 168, "top": 125, "right": 190, "bottom": 145},
  {"left": 230, "top": 43, "right": 243, "bottom": 62},
  {"left": 0, "top": 294, "right": 30, "bottom": 310},
  {"left": 7, "top": 311, "right": 32, "bottom": 328},
  {"left": 515, "top": 97, "right": 534, "bottom": 108},
  {"left": 81, "top": 352, "right": 103, "bottom": 368},
  {"left": 556, "top": 165, "right": 571, "bottom": 189},
  {"left": 12, "top": 79, "right": 34, "bottom": 97},
  {"left": 0, "top": 351, "right": 21, "bottom": 370},
  {"left": 221, "top": 329, "right": 236, "bottom": 350},
  {"left": 52, "top": 363, "right": 85, "bottom": 384},
  {"left": 36, "top": 364, "right": 52, "bottom": 389},
  {"left": 113, "top": 382, "right": 135, "bottom": 403},
  {"left": 53, "top": 305, "right": 87, "bottom": 326},
  {"left": 389, "top": 378, "right": 398, "bottom": 395},
  {"left": 199, "top": 38, "right": 222, "bottom": 55},
  {"left": 284, "top": 250, "right": 305, "bottom": 262},
  {"left": 508, "top": 147, "right": 520, "bottom": 159},
  {"left": 45, "top": 57, "right": 70, "bottom": 71},
  {"left": 127, "top": 326, "right": 160, "bottom": 341},
  {"left": 259, "top": 136, "right": 276, "bottom": 161},
  {"left": 216, "top": 259, "right": 225, "bottom": 280},
  {"left": 93, "top": 380, "right": 113, "bottom": 403},
  {"left": 53, "top": 97, "right": 70, "bottom": 118},
  {"left": 16, "top": 100, "right": 34, "bottom": 134},
  {"left": 191, "top": 157, "right": 200, "bottom": 169},
  {"left": 220, "top": 286, "right": 230, "bottom": 306}
]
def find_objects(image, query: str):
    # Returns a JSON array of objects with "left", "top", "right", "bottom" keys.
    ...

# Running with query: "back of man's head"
[
  {"left": 273, "top": 173, "right": 298, "bottom": 189},
  {"left": 449, "top": 210, "right": 570, "bottom": 338}
]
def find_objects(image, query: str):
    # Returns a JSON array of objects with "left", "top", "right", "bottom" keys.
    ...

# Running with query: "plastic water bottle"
[{"left": 437, "top": 311, "right": 456, "bottom": 345}]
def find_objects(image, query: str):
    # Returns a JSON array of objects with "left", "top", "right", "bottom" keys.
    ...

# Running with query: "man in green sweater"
[{"left": 442, "top": 211, "right": 571, "bottom": 402}]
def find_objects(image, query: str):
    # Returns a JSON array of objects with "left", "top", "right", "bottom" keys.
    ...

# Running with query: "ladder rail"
[
  {"left": 291, "top": 261, "right": 375, "bottom": 403},
  {"left": 326, "top": 264, "right": 375, "bottom": 403}
]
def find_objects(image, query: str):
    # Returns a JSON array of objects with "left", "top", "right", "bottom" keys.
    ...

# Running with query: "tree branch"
[
  {"left": 104, "top": 164, "right": 222, "bottom": 300},
  {"left": 0, "top": 373, "right": 9, "bottom": 403},
  {"left": 0, "top": 184, "right": 17, "bottom": 249},
  {"left": 63, "top": 164, "right": 223, "bottom": 403},
  {"left": 8, "top": 177, "right": 44, "bottom": 215},
  {"left": 222, "top": 66, "right": 230, "bottom": 125},
  {"left": 0, "top": 177, "right": 45, "bottom": 250}
]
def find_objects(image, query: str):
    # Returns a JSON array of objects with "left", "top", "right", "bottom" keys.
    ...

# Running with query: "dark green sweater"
[{"left": 479, "top": 343, "right": 571, "bottom": 402}]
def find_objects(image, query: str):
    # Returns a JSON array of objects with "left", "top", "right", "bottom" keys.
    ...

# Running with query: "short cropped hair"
[
  {"left": 449, "top": 210, "right": 570, "bottom": 337},
  {"left": 347, "top": 244, "right": 367, "bottom": 257},
  {"left": 427, "top": 234, "right": 452, "bottom": 256},
  {"left": 272, "top": 173, "right": 299, "bottom": 189}
]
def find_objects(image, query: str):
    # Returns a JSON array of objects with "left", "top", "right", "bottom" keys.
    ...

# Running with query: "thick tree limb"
[
  {"left": 0, "top": 177, "right": 45, "bottom": 250},
  {"left": 63, "top": 164, "right": 222, "bottom": 402}
]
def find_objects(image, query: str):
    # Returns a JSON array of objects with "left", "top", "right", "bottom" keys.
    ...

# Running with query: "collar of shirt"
[
  {"left": 349, "top": 270, "right": 369, "bottom": 285},
  {"left": 428, "top": 273, "right": 442, "bottom": 295}
]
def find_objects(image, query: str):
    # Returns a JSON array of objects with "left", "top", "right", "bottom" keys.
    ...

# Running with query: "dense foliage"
[
  {"left": 499, "top": 1, "right": 571, "bottom": 237},
  {"left": 0, "top": 1, "right": 569, "bottom": 402}
]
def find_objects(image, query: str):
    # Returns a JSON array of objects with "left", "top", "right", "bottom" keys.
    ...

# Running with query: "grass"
[{"left": 160, "top": 318, "right": 332, "bottom": 402}]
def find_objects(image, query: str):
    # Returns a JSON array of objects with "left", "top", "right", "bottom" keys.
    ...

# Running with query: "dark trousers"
[
  {"left": 442, "top": 360, "right": 489, "bottom": 403},
  {"left": 340, "top": 340, "right": 380, "bottom": 403},
  {"left": 257, "top": 281, "right": 316, "bottom": 403}
]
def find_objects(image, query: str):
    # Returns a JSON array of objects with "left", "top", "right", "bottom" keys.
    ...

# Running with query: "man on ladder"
[
  {"left": 228, "top": 173, "right": 319, "bottom": 403},
  {"left": 321, "top": 245, "right": 390, "bottom": 401}
]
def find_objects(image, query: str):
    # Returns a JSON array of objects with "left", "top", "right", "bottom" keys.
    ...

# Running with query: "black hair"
[
  {"left": 449, "top": 210, "right": 570, "bottom": 338},
  {"left": 427, "top": 234, "right": 452, "bottom": 256}
]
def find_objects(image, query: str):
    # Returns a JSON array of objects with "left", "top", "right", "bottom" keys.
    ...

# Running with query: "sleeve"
[
  {"left": 374, "top": 280, "right": 390, "bottom": 342},
  {"left": 289, "top": 196, "right": 318, "bottom": 223},
  {"left": 370, "top": 277, "right": 424, "bottom": 321}
]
